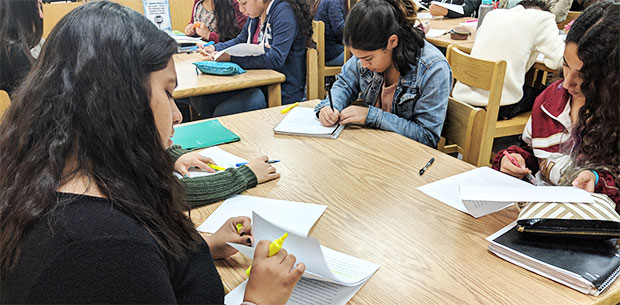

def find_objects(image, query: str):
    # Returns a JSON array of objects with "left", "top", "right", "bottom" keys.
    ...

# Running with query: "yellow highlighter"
[
  {"left": 236, "top": 223, "right": 244, "bottom": 234},
  {"left": 246, "top": 232, "right": 288, "bottom": 276},
  {"left": 280, "top": 102, "right": 299, "bottom": 114},
  {"left": 208, "top": 163, "right": 226, "bottom": 171}
]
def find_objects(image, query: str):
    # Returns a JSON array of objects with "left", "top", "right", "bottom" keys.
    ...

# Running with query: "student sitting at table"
[
  {"left": 316, "top": 0, "right": 451, "bottom": 147},
  {"left": 184, "top": 0, "right": 248, "bottom": 43},
  {"left": 198, "top": 0, "right": 313, "bottom": 105},
  {"left": 493, "top": 0, "right": 619, "bottom": 207},
  {"left": 452, "top": 0, "right": 564, "bottom": 120},
  {"left": 425, "top": 0, "right": 482, "bottom": 18},
  {"left": 170, "top": 146, "right": 280, "bottom": 207},
  {"left": 0, "top": 0, "right": 44, "bottom": 97},
  {"left": 312, "top": 0, "right": 348, "bottom": 66},
  {"left": 0, "top": 2, "right": 304, "bottom": 303}
]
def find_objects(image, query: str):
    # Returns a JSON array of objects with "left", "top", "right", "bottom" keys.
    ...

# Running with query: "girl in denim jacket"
[{"left": 315, "top": 0, "right": 451, "bottom": 147}]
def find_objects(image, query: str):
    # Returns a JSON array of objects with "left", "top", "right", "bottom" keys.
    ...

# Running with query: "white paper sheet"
[
  {"left": 273, "top": 107, "right": 344, "bottom": 138},
  {"left": 412, "top": 0, "right": 430, "bottom": 10},
  {"left": 214, "top": 43, "right": 264, "bottom": 60},
  {"left": 417, "top": 12, "right": 433, "bottom": 19},
  {"left": 173, "top": 147, "right": 248, "bottom": 179},
  {"left": 229, "top": 213, "right": 380, "bottom": 285},
  {"left": 417, "top": 167, "right": 533, "bottom": 218},
  {"left": 460, "top": 185, "right": 595, "bottom": 204},
  {"left": 460, "top": 21, "right": 478, "bottom": 28},
  {"left": 196, "top": 195, "right": 327, "bottom": 237},
  {"left": 430, "top": 1, "right": 465, "bottom": 14},
  {"left": 426, "top": 29, "right": 448, "bottom": 38}
]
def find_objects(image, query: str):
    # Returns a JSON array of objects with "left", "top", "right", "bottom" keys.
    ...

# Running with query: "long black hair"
[
  {"left": 213, "top": 0, "right": 243, "bottom": 41},
  {"left": 0, "top": 0, "right": 43, "bottom": 50},
  {"left": 343, "top": 0, "right": 424, "bottom": 75},
  {"left": 561, "top": 0, "right": 620, "bottom": 187},
  {"left": 275, "top": 0, "right": 314, "bottom": 48},
  {"left": 0, "top": 1, "right": 201, "bottom": 275}
]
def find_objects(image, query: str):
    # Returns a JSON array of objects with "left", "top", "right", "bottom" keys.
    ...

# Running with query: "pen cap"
[{"left": 268, "top": 232, "right": 288, "bottom": 256}]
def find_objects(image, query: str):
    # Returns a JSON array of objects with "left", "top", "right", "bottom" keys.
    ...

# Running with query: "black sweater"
[{"left": 0, "top": 193, "right": 225, "bottom": 304}]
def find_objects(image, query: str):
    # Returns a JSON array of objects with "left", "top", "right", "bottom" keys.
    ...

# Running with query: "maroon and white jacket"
[{"left": 493, "top": 80, "right": 619, "bottom": 208}]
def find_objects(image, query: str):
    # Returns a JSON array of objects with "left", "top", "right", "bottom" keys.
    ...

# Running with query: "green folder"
[{"left": 171, "top": 119, "right": 240, "bottom": 149}]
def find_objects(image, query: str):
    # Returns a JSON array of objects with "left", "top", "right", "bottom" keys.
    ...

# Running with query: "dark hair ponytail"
[
  {"left": 213, "top": 0, "right": 243, "bottom": 41},
  {"left": 278, "top": 0, "right": 314, "bottom": 48},
  {"left": 565, "top": 0, "right": 620, "bottom": 183},
  {"left": 343, "top": 0, "right": 424, "bottom": 74}
]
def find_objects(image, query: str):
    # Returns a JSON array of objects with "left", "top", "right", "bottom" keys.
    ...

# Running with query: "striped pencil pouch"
[{"left": 516, "top": 193, "right": 620, "bottom": 238}]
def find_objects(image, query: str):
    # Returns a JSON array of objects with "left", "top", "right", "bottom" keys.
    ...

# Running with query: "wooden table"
[
  {"left": 173, "top": 53, "right": 286, "bottom": 107},
  {"left": 423, "top": 17, "right": 476, "bottom": 53},
  {"left": 186, "top": 102, "right": 619, "bottom": 304}
]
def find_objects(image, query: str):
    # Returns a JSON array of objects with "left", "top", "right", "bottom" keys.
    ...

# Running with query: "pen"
[
  {"left": 328, "top": 79, "right": 335, "bottom": 111},
  {"left": 502, "top": 151, "right": 537, "bottom": 184},
  {"left": 236, "top": 223, "right": 244, "bottom": 234},
  {"left": 208, "top": 163, "right": 226, "bottom": 171},
  {"left": 280, "top": 102, "right": 299, "bottom": 114},
  {"left": 235, "top": 160, "right": 280, "bottom": 167},
  {"left": 188, "top": 41, "right": 214, "bottom": 51},
  {"left": 246, "top": 232, "right": 288, "bottom": 276},
  {"left": 193, "top": 22, "right": 203, "bottom": 29},
  {"left": 419, "top": 157, "right": 435, "bottom": 175}
]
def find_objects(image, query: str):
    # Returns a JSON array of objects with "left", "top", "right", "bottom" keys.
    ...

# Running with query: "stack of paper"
[
  {"left": 225, "top": 213, "right": 380, "bottom": 305},
  {"left": 173, "top": 147, "right": 247, "bottom": 179},
  {"left": 197, "top": 195, "right": 327, "bottom": 237},
  {"left": 488, "top": 222, "right": 620, "bottom": 296},
  {"left": 273, "top": 107, "right": 345, "bottom": 139},
  {"left": 214, "top": 43, "right": 265, "bottom": 60}
]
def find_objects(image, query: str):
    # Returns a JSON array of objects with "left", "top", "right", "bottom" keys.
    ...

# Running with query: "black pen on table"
[{"left": 419, "top": 157, "right": 435, "bottom": 176}]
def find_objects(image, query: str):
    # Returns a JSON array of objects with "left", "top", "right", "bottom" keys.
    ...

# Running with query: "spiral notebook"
[
  {"left": 487, "top": 222, "right": 620, "bottom": 296},
  {"left": 273, "top": 107, "right": 345, "bottom": 139}
]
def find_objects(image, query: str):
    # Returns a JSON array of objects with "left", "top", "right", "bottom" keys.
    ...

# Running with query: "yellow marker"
[
  {"left": 236, "top": 223, "right": 244, "bottom": 234},
  {"left": 246, "top": 232, "right": 288, "bottom": 276},
  {"left": 280, "top": 102, "right": 299, "bottom": 114},
  {"left": 208, "top": 163, "right": 226, "bottom": 171}
]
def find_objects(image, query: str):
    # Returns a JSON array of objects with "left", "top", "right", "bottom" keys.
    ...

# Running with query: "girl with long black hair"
[
  {"left": 184, "top": 0, "right": 247, "bottom": 43},
  {"left": 0, "top": 2, "right": 303, "bottom": 303}
]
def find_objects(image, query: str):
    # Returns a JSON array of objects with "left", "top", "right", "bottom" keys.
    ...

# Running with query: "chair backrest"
[
  {"left": 438, "top": 97, "right": 485, "bottom": 165},
  {"left": 446, "top": 44, "right": 506, "bottom": 166},
  {"left": 0, "top": 90, "right": 11, "bottom": 121},
  {"left": 306, "top": 20, "right": 322, "bottom": 100}
]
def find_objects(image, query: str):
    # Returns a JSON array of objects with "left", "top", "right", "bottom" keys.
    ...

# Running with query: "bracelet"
[{"left": 590, "top": 170, "right": 599, "bottom": 186}]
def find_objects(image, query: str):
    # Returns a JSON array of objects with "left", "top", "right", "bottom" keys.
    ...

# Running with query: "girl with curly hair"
[{"left": 494, "top": 0, "right": 620, "bottom": 209}]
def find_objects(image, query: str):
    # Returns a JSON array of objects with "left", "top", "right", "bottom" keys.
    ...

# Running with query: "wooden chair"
[
  {"left": 306, "top": 21, "right": 321, "bottom": 100},
  {"left": 557, "top": 11, "right": 581, "bottom": 30},
  {"left": 42, "top": 1, "right": 84, "bottom": 38},
  {"left": 437, "top": 97, "right": 485, "bottom": 165},
  {"left": 446, "top": 44, "right": 515, "bottom": 166},
  {"left": 0, "top": 90, "right": 11, "bottom": 120},
  {"left": 310, "top": 20, "right": 350, "bottom": 99}
]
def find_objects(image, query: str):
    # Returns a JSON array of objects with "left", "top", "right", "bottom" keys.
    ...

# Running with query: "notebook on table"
[
  {"left": 171, "top": 119, "right": 240, "bottom": 149},
  {"left": 273, "top": 107, "right": 345, "bottom": 139},
  {"left": 487, "top": 222, "right": 620, "bottom": 296}
]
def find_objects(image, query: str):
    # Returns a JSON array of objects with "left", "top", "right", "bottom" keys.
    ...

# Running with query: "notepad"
[
  {"left": 487, "top": 222, "right": 620, "bottom": 296},
  {"left": 196, "top": 195, "right": 327, "bottom": 237},
  {"left": 430, "top": 1, "right": 464, "bottom": 14},
  {"left": 273, "top": 107, "right": 345, "bottom": 138},
  {"left": 214, "top": 43, "right": 264, "bottom": 61},
  {"left": 224, "top": 212, "right": 380, "bottom": 305},
  {"left": 171, "top": 119, "right": 240, "bottom": 150}
]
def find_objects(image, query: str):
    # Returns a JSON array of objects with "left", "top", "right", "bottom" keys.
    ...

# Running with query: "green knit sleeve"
[
  {"left": 167, "top": 145, "right": 190, "bottom": 162},
  {"left": 179, "top": 165, "right": 258, "bottom": 208}
]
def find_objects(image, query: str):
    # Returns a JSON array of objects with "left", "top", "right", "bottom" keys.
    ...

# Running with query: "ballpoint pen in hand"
[{"left": 502, "top": 151, "right": 537, "bottom": 184}]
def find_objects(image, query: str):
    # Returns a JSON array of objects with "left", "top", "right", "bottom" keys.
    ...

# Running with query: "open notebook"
[
  {"left": 225, "top": 212, "right": 380, "bottom": 305},
  {"left": 274, "top": 107, "right": 345, "bottom": 139}
]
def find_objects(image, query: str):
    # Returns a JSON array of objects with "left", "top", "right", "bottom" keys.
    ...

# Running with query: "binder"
[
  {"left": 171, "top": 119, "right": 240, "bottom": 149},
  {"left": 487, "top": 223, "right": 620, "bottom": 296}
]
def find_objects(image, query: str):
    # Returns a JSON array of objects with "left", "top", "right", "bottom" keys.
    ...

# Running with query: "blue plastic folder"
[{"left": 171, "top": 119, "right": 240, "bottom": 149}]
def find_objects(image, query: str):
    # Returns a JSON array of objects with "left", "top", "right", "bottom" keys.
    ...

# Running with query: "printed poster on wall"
[{"left": 143, "top": 0, "right": 172, "bottom": 31}]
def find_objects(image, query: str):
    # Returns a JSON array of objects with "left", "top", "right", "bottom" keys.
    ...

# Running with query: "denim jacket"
[{"left": 315, "top": 41, "right": 451, "bottom": 147}]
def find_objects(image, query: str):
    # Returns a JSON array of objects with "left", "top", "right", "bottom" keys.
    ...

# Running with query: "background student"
[
  {"left": 452, "top": 0, "right": 564, "bottom": 120},
  {"left": 425, "top": 0, "right": 482, "bottom": 18},
  {"left": 493, "top": 0, "right": 619, "bottom": 207},
  {"left": 199, "top": 0, "right": 314, "bottom": 105},
  {"left": 0, "top": 0, "right": 43, "bottom": 97},
  {"left": 184, "top": 0, "right": 247, "bottom": 43},
  {"left": 0, "top": 2, "right": 303, "bottom": 302},
  {"left": 170, "top": 146, "right": 280, "bottom": 207},
  {"left": 316, "top": 0, "right": 451, "bottom": 147},
  {"left": 312, "top": 0, "right": 348, "bottom": 66}
]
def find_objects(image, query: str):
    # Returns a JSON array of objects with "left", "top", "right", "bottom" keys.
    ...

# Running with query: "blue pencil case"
[{"left": 193, "top": 61, "right": 246, "bottom": 76}]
